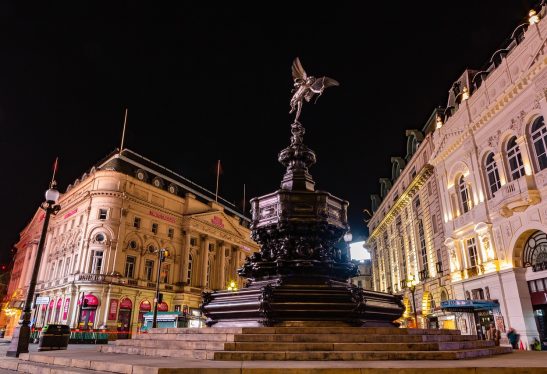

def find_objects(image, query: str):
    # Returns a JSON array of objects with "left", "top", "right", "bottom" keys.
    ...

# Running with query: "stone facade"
[
  {"left": 1, "top": 149, "right": 259, "bottom": 337},
  {"left": 367, "top": 119, "right": 452, "bottom": 329},
  {"left": 350, "top": 259, "right": 373, "bottom": 290},
  {"left": 368, "top": 6, "right": 547, "bottom": 346}
]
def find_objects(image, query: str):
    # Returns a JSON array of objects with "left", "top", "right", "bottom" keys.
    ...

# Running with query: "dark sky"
[{"left": 0, "top": 1, "right": 534, "bottom": 264}]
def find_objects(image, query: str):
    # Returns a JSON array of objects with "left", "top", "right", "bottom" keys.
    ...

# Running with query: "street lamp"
[
  {"left": 343, "top": 231, "right": 352, "bottom": 262},
  {"left": 7, "top": 182, "right": 61, "bottom": 357},
  {"left": 152, "top": 248, "right": 169, "bottom": 329},
  {"left": 406, "top": 275, "right": 419, "bottom": 329}
]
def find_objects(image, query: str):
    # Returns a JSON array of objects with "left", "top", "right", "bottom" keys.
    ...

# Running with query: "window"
[
  {"left": 485, "top": 286, "right": 490, "bottom": 300},
  {"left": 64, "top": 257, "right": 71, "bottom": 276},
  {"left": 152, "top": 223, "right": 158, "bottom": 234},
  {"left": 418, "top": 219, "right": 428, "bottom": 271},
  {"left": 98, "top": 209, "right": 107, "bottom": 220},
  {"left": 95, "top": 233, "right": 106, "bottom": 243},
  {"left": 471, "top": 288, "right": 484, "bottom": 300},
  {"left": 57, "top": 260, "right": 63, "bottom": 278},
  {"left": 161, "top": 263, "right": 170, "bottom": 283},
  {"left": 485, "top": 153, "right": 501, "bottom": 196},
  {"left": 168, "top": 228, "right": 174, "bottom": 239},
  {"left": 187, "top": 254, "right": 193, "bottom": 283},
  {"left": 145, "top": 260, "right": 154, "bottom": 281},
  {"left": 133, "top": 217, "right": 141, "bottom": 229},
  {"left": 506, "top": 136, "right": 525, "bottom": 180},
  {"left": 357, "top": 280, "right": 362, "bottom": 288},
  {"left": 79, "top": 215, "right": 83, "bottom": 226},
  {"left": 414, "top": 196, "right": 421, "bottom": 210},
  {"left": 466, "top": 237, "right": 479, "bottom": 268},
  {"left": 73, "top": 254, "right": 78, "bottom": 273},
  {"left": 128, "top": 240, "right": 137, "bottom": 250},
  {"left": 209, "top": 243, "right": 215, "bottom": 252},
  {"left": 91, "top": 250, "right": 103, "bottom": 274},
  {"left": 190, "top": 237, "right": 197, "bottom": 247},
  {"left": 432, "top": 214, "right": 438, "bottom": 234},
  {"left": 458, "top": 176, "right": 471, "bottom": 213},
  {"left": 125, "top": 256, "right": 136, "bottom": 278},
  {"left": 531, "top": 116, "right": 547, "bottom": 170}
]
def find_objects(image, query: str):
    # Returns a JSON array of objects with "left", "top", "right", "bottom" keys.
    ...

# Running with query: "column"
[
  {"left": 493, "top": 153, "right": 508, "bottom": 186},
  {"left": 516, "top": 136, "right": 533, "bottom": 176},
  {"left": 219, "top": 243, "right": 226, "bottom": 290},
  {"left": 68, "top": 287, "right": 79, "bottom": 328},
  {"left": 182, "top": 233, "right": 191, "bottom": 284},
  {"left": 201, "top": 236, "right": 209, "bottom": 288},
  {"left": 475, "top": 222, "right": 495, "bottom": 262}
]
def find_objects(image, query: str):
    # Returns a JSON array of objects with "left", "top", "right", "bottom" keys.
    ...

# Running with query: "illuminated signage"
[
  {"left": 149, "top": 210, "right": 176, "bottom": 223},
  {"left": 63, "top": 208, "right": 78, "bottom": 219},
  {"left": 211, "top": 216, "right": 224, "bottom": 228}
]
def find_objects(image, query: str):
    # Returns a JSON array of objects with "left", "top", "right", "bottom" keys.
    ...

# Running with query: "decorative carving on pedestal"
[{"left": 201, "top": 58, "right": 404, "bottom": 327}]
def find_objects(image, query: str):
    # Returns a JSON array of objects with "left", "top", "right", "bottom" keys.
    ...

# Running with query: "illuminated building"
[
  {"left": 0, "top": 149, "right": 258, "bottom": 337},
  {"left": 367, "top": 112, "right": 454, "bottom": 329},
  {"left": 368, "top": 5, "right": 547, "bottom": 345}
]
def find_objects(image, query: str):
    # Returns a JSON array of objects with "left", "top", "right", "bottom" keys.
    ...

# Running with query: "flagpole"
[
  {"left": 243, "top": 183, "right": 246, "bottom": 213},
  {"left": 215, "top": 160, "right": 220, "bottom": 202},
  {"left": 119, "top": 108, "right": 128, "bottom": 154},
  {"left": 51, "top": 157, "right": 59, "bottom": 186}
]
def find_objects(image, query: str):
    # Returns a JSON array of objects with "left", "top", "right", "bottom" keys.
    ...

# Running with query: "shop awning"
[{"left": 440, "top": 299, "right": 499, "bottom": 313}]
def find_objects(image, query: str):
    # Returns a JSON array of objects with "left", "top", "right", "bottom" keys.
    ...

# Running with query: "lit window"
[
  {"left": 531, "top": 116, "right": 547, "bottom": 171},
  {"left": 506, "top": 136, "right": 525, "bottom": 180},
  {"left": 466, "top": 238, "right": 479, "bottom": 268},
  {"left": 485, "top": 153, "right": 501, "bottom": 196},
  {"left": 98, "top": 209, "right": 107, "bottom": 220},
  {"left": 458, "top": 176, "right": 471, "bottom": 213},
  {"left": 418, "top": 219, "right": 428, "bottom": 271},
  {"left": 161, "top": 263, "right": 170, "bottom": 283},
  {"left": 145, "top": 260, "right": 154, "bottom": 281},
  {"left": 125, "top": 256, "right": 136, "bottom": 278},
  {"left": 91, "top": 250, "right": 103, "bottom": 274}
]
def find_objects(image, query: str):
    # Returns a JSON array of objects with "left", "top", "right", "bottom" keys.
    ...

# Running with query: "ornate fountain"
[{"left": 201, "top": 58, "right": 404, "bottom": 327}]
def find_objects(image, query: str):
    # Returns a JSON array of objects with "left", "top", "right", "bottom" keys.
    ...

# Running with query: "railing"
[
  {"left": 127, "top": 279, "right": 138, "bottom": 286},
  {"left": 418, "top": 269, "right": 429, "bottom": 281}
]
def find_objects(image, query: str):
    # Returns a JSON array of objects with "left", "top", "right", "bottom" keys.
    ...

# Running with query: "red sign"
[
  {"left": 56, "top": 298, "right": 62, "bottom": 309},
  {"left": 108, "top": 299, "right": 119, "bottom": 320},
  {"left": 158, "top": 302, "right": 169, "bottom": 311},
  {"left": 149, "top": 210, "right": 176, "bottom": 223},
  {"left": 63, "top": 208, "right": 78, "bottom": 219},
  {"left": 62, "top": 298, "right": 70, "bottom": 320},
  {"left": 140, "top": 300, "right": 151, "bottom": 311},
  {"left": 39, "top": 213, "right": 45, "bottom": 222},
  {"left": 120, "top": 298, "right": 132, "bottom": 309},
  {"left": 530, "top": 291, "right": 547, "bottom": 306},
  {"left": 211, "top": 216, "right": 224, "bottom": 228}
]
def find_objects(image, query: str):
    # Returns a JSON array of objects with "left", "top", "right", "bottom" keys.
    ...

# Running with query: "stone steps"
[
  {"left": 232, "top": 333, "right": 478, "bottom": 343},
  {"left": 222, "top": 340, "right": 494, "bottom": 352},
  {"left": 99, "top": 344, "right": 211, "bottom": 359},
  {"left": 213, "top": 346, "right": 513, "bottom": 361}
]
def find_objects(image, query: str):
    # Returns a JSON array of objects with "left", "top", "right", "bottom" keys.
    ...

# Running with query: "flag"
[
  {"left": 51, "top": 157, "right": 59, "bottom": 184},
  {"left": 215, "top": 160, "right": 222, "bottom": 202}
]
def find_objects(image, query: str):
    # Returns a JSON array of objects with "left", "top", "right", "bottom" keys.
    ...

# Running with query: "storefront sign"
[
  {"left": 35, "top": 296, "right": 50, "bottom": 305},
  {"left": 530, "top": 291, "right": 547, "bottom": 306},
  {"left": 211, "top": 216, "right": 224, "bottom": 228},
  {"left": 120, "top": 298, "right": 132, "bottom": 309},
  {"left": 149, "top": 210, "right": 176, "bottom": 223},
  {"left": 108, "top": 299, "right": 119, "bottom": 320},
  {"left": 63, "top": 208, "right": 78, "bottom": 219},
  {"left": 62, "top": 298, "right": 70, "bottom": 320}
]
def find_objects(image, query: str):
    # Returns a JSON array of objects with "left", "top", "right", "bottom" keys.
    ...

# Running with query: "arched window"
[
  {"left": 458, "top": 176, "right": 471, "bottom": 213},
  {"left": 530, "top": 116, "right": 547, "bottom": 170},
  {"left": 186, "top": 254, "right": 193, "bottom": 284},
  {"left": 523, "top": 230, "right": 547, "bottom": 269},
  {"left": 484, "top": 153, "right": 501, "bottom": 196},
  {"left": 506, "top": 136, "right": 525, "bottom": 180},
  {"left": 440, "top": 289, "right": 448, "bottom": 302}
]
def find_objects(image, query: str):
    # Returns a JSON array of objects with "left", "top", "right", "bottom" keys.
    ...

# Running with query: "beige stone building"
[
  {"left": 1, "top": 149, "right": 258, "bottom": 337},
  {"left": 367, "top": 113, "right": 453, "bottom": 329}
]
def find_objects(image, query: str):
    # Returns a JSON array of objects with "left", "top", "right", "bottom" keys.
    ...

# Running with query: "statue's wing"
[
  {"left": 311, "top": 76, "right": 339, "bottom": 92},
  {"left": 291, "top": 57, "right": 307, "bottom": 81}
]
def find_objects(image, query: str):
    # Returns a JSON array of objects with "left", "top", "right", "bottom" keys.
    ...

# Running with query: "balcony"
[
  {"left": 490, "top": 175, "right": 540, "bottom": 217},
  {"left": 453, "top": 208, "right": 476, "bottom": 229}
]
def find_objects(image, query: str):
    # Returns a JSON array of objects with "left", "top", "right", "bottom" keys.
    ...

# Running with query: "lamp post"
[
  {"left": 343, "top": 231, "right": 352, "bottom": 262},
  {"left": 406, "top": 276, "right": 418, "bottom": 329},
  {"left": 7, "top": 182, "right": 61, "bottom": 357},
  {"left": 152, "top": 248, "right": 169, "bottom": 329}
]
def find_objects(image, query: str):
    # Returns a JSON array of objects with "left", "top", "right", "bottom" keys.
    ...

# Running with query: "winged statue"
[{"left": 289, "top": 57, "right": 339, "bottom": 123}]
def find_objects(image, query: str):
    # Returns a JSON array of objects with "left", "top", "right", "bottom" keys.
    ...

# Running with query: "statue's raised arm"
[{"left": 289, "top": 57, "right": 339, "bottom": 123}]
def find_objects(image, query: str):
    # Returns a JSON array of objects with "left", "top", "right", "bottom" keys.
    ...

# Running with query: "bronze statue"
[{"left": 290, "top": 57, "right": 339, "bottom": 123}]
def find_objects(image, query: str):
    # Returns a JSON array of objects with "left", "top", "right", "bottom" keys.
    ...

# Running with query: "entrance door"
[
  {"left": 117, "top": 309, "right": 132, "bottom": 339},
  {"left": 79, "top": 309, "right": 96, "bottom": 329}
]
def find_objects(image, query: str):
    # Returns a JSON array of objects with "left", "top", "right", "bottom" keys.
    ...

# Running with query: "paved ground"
[{"left": 1, "top": 339, "right": 546, "bottom": 373}]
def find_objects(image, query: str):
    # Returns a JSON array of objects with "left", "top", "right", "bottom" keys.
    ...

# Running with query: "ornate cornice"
[
  {"left": 369, "top": 164, "right": 434, "bottom": 240},
  {"left": 432, "top": 56, "right": 547, "bottom": 166}
]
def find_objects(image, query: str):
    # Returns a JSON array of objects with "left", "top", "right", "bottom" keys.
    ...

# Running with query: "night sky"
[{"left": 0, "top": 1, "right": 534, "bottom": 264}]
